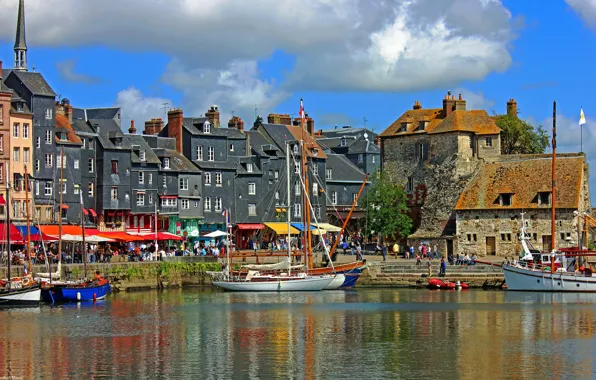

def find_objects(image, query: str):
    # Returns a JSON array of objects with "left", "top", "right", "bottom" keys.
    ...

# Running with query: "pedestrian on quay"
[
  {"left": 439, "top": 258, "right": 447, "bottom": 277},
  {"left": 356, "top": 242, "right": 363, "bottom": 260},
  {"left": 393, "top": 242, "right": 399, "bottom": 258},
  {"left": 381, "top": 243, "right": 387, "bottom": 262},
  {"left": 409, "top": 245, "right": 414, "bottom": 260},
  {"left": 427, "top": 261, "right": 432, "bottom": 277}
]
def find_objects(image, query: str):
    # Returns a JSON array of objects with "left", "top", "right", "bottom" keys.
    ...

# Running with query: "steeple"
[{"left": 14, "top": 0, "right": 28, "bottom": 71}]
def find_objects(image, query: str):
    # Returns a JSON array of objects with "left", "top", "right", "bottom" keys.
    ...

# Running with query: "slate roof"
[
  {"left": 94, "top": 119, "right": 132, "bottom": 150},
  {"left": 55, "top": 115, "right": 83, "bottom": 145},
  {"left": 193, "top": 160, "right": 238, "bottom": 171},
  {"left": 4, "top": 70, "right": 56, "bottom": 97},
  {"left": 246, "top": 130, "right": 283, "bottom": 158},
  {"left": 71, "top": 119, "right": 96, "bottom": 134},
  {"left": 259, "top": 123, "right": 327, "bottom": 159},
  {"left": 317, "top": 135, "right": 380, "bottom": 154},
  {"left": 319, "top": 127, "right": 378, "bottom": 140},
  {"left": 125, "top": 134, "right": 162, "bottom": 165},
  {"left": 166, "top": 150, "right": 200, "bottom": 173},
  {"left": 236, "top": 156, "right": 262, "bottom": 175},
  {"left": 325, "top": 154, "right": 367, "bottom": 183},
  {"left": 178, "top": 117, "right": 246, "bottom": 139},
  {"left": 455, "top": 154, "right": 585, "bottom": 210},
  {"left": 380, "top": 107, "right": 500, "bottom": 138}
]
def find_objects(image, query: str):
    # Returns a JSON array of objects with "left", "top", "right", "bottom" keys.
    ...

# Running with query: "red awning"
[
  {"left": 0, "top": 195, "right": 6, "bottom": 206},
  {"left": 139, "top": 232, "right": 184, "bottom": 241},
  {"left": 97, "top": 232, "right": 145, "bottom": 242},
  {"left": 39, "top": 225, "right": 83, "bottom": 235},
  {"left": 60, "top": 204, "right": 69, "bottom": 209},
  {"left": 160, "top": 195, "right": 177, "bottom": 199},
  {"left": 235, "top": 223, "right": 265, "bottom": 230},
  {"left": 82, "top": 208, "right": 89, "bottom": 215},
  {"left": 0, "top": 222, "right": 25, "bottom": 243},
  {"left": 89, "top": 209, "right": 97, "bottom": 217}
]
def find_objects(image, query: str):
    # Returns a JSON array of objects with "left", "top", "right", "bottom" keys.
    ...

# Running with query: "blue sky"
[{"left": 0, "top": 0, "right": 595, "bottom": 197}]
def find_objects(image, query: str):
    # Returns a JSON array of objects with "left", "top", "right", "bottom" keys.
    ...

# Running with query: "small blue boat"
[
  {"left": 340, "top": 268, "right": 363, "bottom": 288},
  {"left": 42, "top": 280, "right": 111, "bottom": 303}
]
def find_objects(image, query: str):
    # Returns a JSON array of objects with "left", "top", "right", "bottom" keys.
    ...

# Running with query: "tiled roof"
[
  {"left": 287, "top": 126, "right": 328, "bottom": 159},
  {"left": 455, "top": 155, "right": 585, "bottom": 210},
  {"left": 380, "top": 108, "right": 500, "bottom": 138},
  {"left": 55, "top": 115, "right": 83, "bottom": 145}
]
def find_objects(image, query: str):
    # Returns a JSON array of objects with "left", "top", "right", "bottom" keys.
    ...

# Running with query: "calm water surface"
[{"left": 1, "top": 289, "right": 596, "bottom": 379}]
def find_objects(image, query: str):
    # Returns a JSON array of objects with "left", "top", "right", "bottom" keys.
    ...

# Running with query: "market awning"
[
  {"left": 82, "top": 208, "right": 89, "bottom": 215},
  {"left": 275, "top": 208, "right": 287, "bottom": 212},
  {"left": 0, "top": 195, "right": 6, "bottom": 206},
  {"left": 290, "top": 223, "right": 317, "bottom": 232},
  {"left": 0, "top": 222, "right": 25, "bottom": 243},
  {"left": 39, "top": 225, "right": 83, "bottom": 235},
  {"left": 97, "top": 231, "right": 145, "bottom": 242},
  {"left": 138, "top": 232, "right": 184, "bottom": 241},
  {"left": 89, "top": 209, "right": 98, "bottom": 217},
  {"left": 265, "top": 222, "right": 299, "bottom": 235},
  {"left": 60, "top": 204, "right": 69, "bottom": 209},
  {"left": 313, "top": 223, "right": 342, "bottom": 232},
  {"left": 235, "top": 223, "right": 265, "bottom": 230}
]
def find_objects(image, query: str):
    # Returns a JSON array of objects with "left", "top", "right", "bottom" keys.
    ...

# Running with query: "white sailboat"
[
  {"left": 502, "top": 101, "right": 596, "bottom": 292},
  {"left": 212, "top": 134, "right": 336, "bottom": 291}
]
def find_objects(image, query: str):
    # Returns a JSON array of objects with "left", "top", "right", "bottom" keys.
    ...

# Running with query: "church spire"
[{"left": 14, "top": 0, "right": 27, "bottom": 71}]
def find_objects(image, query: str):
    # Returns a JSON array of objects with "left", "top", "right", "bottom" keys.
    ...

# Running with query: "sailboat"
[
  {"left": 502, "top": 101, "right": 596, "bottom": 292},
  {"left": 212, "top": 138, "right": 337, "bottom": 291},
  {"left": 0, "top": 166, "right": 41, "bottom": 306}
]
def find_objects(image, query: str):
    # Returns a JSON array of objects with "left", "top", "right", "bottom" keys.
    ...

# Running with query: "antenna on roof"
[
  {"left": 363, "top": 116, "right": 367, "bottom": 128},
  {"left": 161, "top": 102, "right": 169, "bottom": 116},
  {"left": 32, "top": 63, "right": 36, "bottom": 72},
  {"left": 255, "top": 105, "right": 259, "bottom": 120}
]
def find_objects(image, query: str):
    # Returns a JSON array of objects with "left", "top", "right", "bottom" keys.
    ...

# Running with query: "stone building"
[{"left": 455, "top": 154, "right": 590, "bottom": 256}]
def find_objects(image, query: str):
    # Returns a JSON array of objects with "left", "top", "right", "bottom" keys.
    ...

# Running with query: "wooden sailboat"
[
  {"left": 501, "top": 101, "right": 596, "bottom": 291},
  {"left": 0, "top": 165, "right": 41, "bottom": 306}
]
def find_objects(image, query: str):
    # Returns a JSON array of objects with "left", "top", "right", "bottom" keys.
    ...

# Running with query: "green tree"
[
  {"left": 364, "top": 171, "right": 413, "bottom": 241},
  {"left": 494, "top": 114, "right": 550, "bottom": 155}
]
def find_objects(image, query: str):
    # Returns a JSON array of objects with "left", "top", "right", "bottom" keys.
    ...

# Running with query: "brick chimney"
[
  {"left": 413, "top": 101, "right": 422, "bottom": 110},
  {"left": 56, "top": 98, "right": 73, "bottom": 123},
  {"left": 507, "top": 98, "right": 517, "bottom": 117},
  {"left": 228, "top": 116, "right": 244, "bottom": 132},
  {"left": 267, "top": 113, "right": 291, "bottom": 125},
  {"left": 143, "top": 118, "right": 164, "bottom": 135},
  {"left": 128, "top": 120, "right": 136, "bottom": 134},
  {"left": 205, "top": 105, "right": 220, "bottom": 128},
  {"left": 305, "top": 114, "right": 314, "bottom": 135},
  {"left": 442, "top": 91, "right": 466, "bottom": 117},
  {"left": 168, "top": 108, "right": 184, "bottom": 153}
]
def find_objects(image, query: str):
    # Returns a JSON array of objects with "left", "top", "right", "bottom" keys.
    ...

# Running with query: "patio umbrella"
[{"left": 204, "top": 230, "right": 228, "bottom": 238}]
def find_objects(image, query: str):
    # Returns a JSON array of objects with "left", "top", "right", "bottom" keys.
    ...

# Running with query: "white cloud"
[
  {"left": 454, "top": 88, "right": 496, "bottom": 111},
  {"left": 0, "top": 0, "right": 516, "bottom": 120},
  {"left": 566, "top": 0, "right": 596, "bottom": 28},
  {"left": 114, "top": 87, "right": 172, "bottom": 129},
  {"left": 56, "top": 59, "right": 103, "bottom": 84}
]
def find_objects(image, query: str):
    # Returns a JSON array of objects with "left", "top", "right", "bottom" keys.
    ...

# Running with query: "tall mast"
[
  {"left": 286, "top": 143, "right": 292, "bottom": 276},
  {"left": 58, "top": 146, "right": 64, "bottom": 262},
  {"left": 551, "top": 101, "right": 557, "bottom": 274},
  {"left": 6, "top": 165, "right": 10, "bottom": 289},
  {"left": 299, "top": 98, "right": 312, "bottom": 269},
  {"left": 24, "top": 165, "right": 32, "bottom": 274},
  {"left": 154, "top": 201, "right": 158, "bottom": 259},
  {"left": 80, "top": 191, "right": 87, "bottom": 279}
]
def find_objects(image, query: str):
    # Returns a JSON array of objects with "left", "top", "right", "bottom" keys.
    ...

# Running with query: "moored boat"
[
  {"left": 0, "top": 282, "right": 41, "bottom": 306},
  {"left": 43, "top": 279, "right": 111, "bottom": 302}
]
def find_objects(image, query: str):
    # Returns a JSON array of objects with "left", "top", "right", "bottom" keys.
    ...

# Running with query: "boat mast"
[
  {"left": 299, "top": 98, "right": 312, "bottom": 269},
  {"left": 24, "top": 165, "right": 32, "bottom": 275},
  {"left": 6, "top": 166, "right": 10, "bottom": 289},
  {"left": 58, "top": 146, "right": 64, "bottom": 264},
  {"left": 286, "top": 142, "right": 292, "bottom": 276},
  {"left": 80, "top": 191, "right": 87, "bottom": 279},
  {"left": 551, "top": 101, "right": 557, "bottom": 274}
]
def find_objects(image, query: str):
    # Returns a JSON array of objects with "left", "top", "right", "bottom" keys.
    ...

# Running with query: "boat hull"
[
  {"left": 0, "top": 285, "right": 41, "bottom": 306},
  {"left": 340, "top": 270, "right": 362, "bottom": 288},
  {"left": 213, "top": 276, "right": 335, "bottom": 292},
  {"left": 323, "top": 274, "right": 346, "bottom": 290},
  {"left": 43, "top": 282, "right": 111, "bottom": 302},
  {"left": 309, "top": 262, "right": 365, "bottom": 288},
  {"left": 503, "top": 265, "right": 596, "bottom": 292}
]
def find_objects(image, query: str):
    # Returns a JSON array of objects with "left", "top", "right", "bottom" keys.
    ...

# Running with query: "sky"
[{"left": 0, "top": 0, "right": 595, "bottom": 200}]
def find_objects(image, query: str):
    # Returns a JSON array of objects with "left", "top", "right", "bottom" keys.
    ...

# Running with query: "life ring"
[{"left": 22, "top": 278, "right": 32, "bottom": 287}]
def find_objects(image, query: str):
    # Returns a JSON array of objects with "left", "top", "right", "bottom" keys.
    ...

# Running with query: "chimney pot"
[{"left": 458, "top": 94, "right": 462, "bottom": 100}]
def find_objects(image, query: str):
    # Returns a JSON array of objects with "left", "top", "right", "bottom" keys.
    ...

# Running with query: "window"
[
  {"left": 56, "top": 155, "right": 66, "bottom": 169},
  {"left": 332, "top": 191, "right": 338, "bottom": 205},
  {"left": 400, "top": 122, "right": 408, "bottom": 132},
  {"left": 148, "top": 173, "right": 153, "bottom": 185},
  {"left": 82, "top": 139, "right": 86, "bottom": 149},
  {"left": 45, "top": 130, "right": 52, "bottom": 144},
  {"left": 149, "top": 194, "right": 153, "bottom": 204},
  {"left": 274, "top": 170, "right": 279, "bottom": 180},
  {"left": 162, "top": 175, "right": 167, "bottom": 188},
  {"left": 295, "top": 180, "right": 301, "bottom": 196},
  {"left": 179, "top": 178, "right": 188, "bottom": 190},
  {"left": 358, "top": 154, "right": 363, "bottom": 163},
  {"left": 23, "top": 124, "right": 29, "bottom": 139},
  {"left": 313, "top": 183, "right": 318, "bottom": 197},
  {"left": 204, "top": 196, "right": 211, "bottom": 211},
  {"left": 372, "top": 155, "right": 376, "bottom": 164},
  {"left": 204, "top": 121, "right": 211, "bottom": 134},
  {"left": 246, "top": 163, "right": 253, "bottom": 173},
  {"left": 486, "top": 137, "right": 493, "bottom": 147},
  {"left": 44, "top": 182, "right": 52, "bottom": 196},
  {"left": 33, "top": 159, "right": 39, "bottom": 172},
  {"left": 312, "top": 164, "right": 318, "bottom": 175},
  {"left": 294, "top": 162, "right": 300, "bottom": 174},
  {"left": 139, "top": 171, "right": 145, "bottom": 184},
  {"left": 248, "top": 182, "right": 256, "bottom": 195},
  {"left": 0, "top": 164, "right": 3, "bottom": 182},
  {"left": 45, "top": 208, "right": 51, "bottom": 220},
  {"left": 315, "top": 206, "right": 321, "bottom": 218},
  {"left": 73, "top": 159, "right": 79, "bottom": 169},
  {"left": 61, "top": 179, "right": 67, "bottom": 194},
  {"left": 13, "top": 123, "right": 19, "bottom": 138},
  {"left": 181, "top": 199, "right": 190, "bottom": 209},
  {"left": 0, "top": 105, "right": 2, "bottom": 122},
  {"left": 407, "top": 177, "right": 414, "bottom": 192},
  {"left": 416, "top": 143, "right": 425, "bottom": 160},
  {"left": 136, "top": 193, "right": 145, "bottom": 206},
  {"left": 353, "top": 193, "right": 358, "bottom": 205},
  {"left": 197, "top": 146, "right": 203, "bottom": 161},
  {"left": 35, "top": 181, "right": 39, "bottom": 196},
  {"left": 111, "top": 160, "right": 118, "bottom": 174},
  {"left": 500, "top": 233, "right": 512, "bottom": 241},
  {"left": 88, "top": 159, "right": 94, "bottom": 173},
  {"left": 35, "top": 136, "right": 40, "bottom": 149},
  {"left": 340, "top": 137, "right": 347, "bottom": 147},
  {"left": 215, "top": 172, "right": 222, "bottom": 186},
  {"left": 0, "top": 135, "right": 2, "bottom": 152},
  {"left": 45, "top": 109, "right": 52, "bottom": 120},
  {"left": 248, "top": 203, "right": 257, "bottom": 216},
  {"left": 538, "top": 192, "right": 550, "bottom": 206},
  {"left": 215, "top": 197, "right": 222, "bottom": 212},
  {"left": 466, "top": 233, "right": 478, "bottom": 242},
  {"left": 205, "top": 172, "right": 211, "bottom": 185},
  {"left": 230, "top": 144, "right": 234, "bottom": 152},
  {"left": 44, "top": 153, "right": 53, "bottom": 168},
  {"left": 208, "top": 147, "right": 214, "bottom": 161},
  {"left": 163, "top": 158, "right": 170, "bottom": 169},
  {"left": 293, "top": 144, "right": 299, "bottom": 154},
  {"left": 111, "top": 187, "right": 118, "bottom": 200},
  {"left": 139, "top": 150, "right": 146, "bottom": 161},
  {"left": 326, "top": 168, "right": 332, "bottom": 180},
  {"left": 74, "top": 184, "right": 79, "bottom": 195},
  {"left": 13, "top": 148, "right": 19, "bottom": 162},
  {"left": 293, "top": 203, "right": 301, "bottom": 217},
  {"left": 500, "top": 194, "right": 512, "bottom": 206},
  {"left": 88, "top": 182, "right": 94, "bottom": 197},
  {"left": 275, "top": 190, "right": 280, "bottom": 200},
  {"left": 194, "top": 201, "right": 198, "bottom": 208},
  {"left": 89, "top": 140, "right": 94, "bottom": 150}
]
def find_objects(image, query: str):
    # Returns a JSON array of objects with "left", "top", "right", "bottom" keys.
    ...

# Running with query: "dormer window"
[
  {"left": 293, "top": 144, "right": 299, "bottom": 154},
  {"left": 163, "top": 158, "right": 170, "bottom": 169},
  {"left": 500, "top": 194, "right": 512, "bottom": 206},
  {"left": 246, "top": 163, "right": 253, "bottom": 173},
  {"left": 114, "top": 138, "right": 122, "bottom": 147},
  {"left": 400, "top": 122, "right": 408, "bottom": 132},
  {"left": 45, "top": 109, "right": 52, "bottom": 120},
  {"left": 538, "top": 192, "right": 551, "bottom": 206},
  {"left": 340, "top": 137, "right": 347, "bottom": 147},
  {"left": 203, "top": 121, "right": 211, "bottom": 134},
  {"left": 60, "top": 133, "right": 67, "bottom": 142},
  {"left": 139, "top": 150, "right": 146, "bottom": 161},
  {"left": 16, "top": 102, "right": 23, "bottom": 112},
  {"left": 418, "top": 121, "right": 428, "bottom": 131}
]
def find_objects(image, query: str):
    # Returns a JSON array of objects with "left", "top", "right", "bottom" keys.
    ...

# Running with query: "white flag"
[{"left": 579, "top": 108, "right": 587, "bottom": 126}]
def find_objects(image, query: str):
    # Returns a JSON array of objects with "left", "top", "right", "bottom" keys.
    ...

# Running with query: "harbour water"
[{"left": 1, "top": 289, "right": 596, "bottom": 379}]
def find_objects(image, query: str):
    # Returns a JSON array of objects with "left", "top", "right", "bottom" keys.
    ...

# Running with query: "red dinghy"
[
  {"left": 428, "top": 279, "right": 469, "bottom": 290},
  {"left": 428, "top": 278, "right": 444, "bottom": 289}
]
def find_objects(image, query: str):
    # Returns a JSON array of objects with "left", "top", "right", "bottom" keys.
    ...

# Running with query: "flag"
[
  {"left": 299, "top": 98, "right": 306, "bottom": 125},
  {"left": 222, "top": 209, "right": 226, "bottom": 217},
  {"left": 580, "top": 107, "right": 587, "bottom": 126}
]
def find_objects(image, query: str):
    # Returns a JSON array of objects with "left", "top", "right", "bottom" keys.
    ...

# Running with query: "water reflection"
[{"left": 0, "top": 289, "right": 595, "bottom": 379}]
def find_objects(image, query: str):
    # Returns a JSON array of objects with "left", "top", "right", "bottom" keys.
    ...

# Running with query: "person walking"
[
  {"left": 381, "top": 243, "right": 387, "bottom": 262},
  {"left": 393, "top": 242, "right": 399, "bottom": 259},
  {"left": 439, "top": 258, "right": 447, "bottom": 277},
  {"left": 427, "top": 261, "right": 432, "bottom": 277}
]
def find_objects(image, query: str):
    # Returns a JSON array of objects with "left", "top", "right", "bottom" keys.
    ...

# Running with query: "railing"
[{"left": 98, "top": 223, "right": 126, "bottom": 232}]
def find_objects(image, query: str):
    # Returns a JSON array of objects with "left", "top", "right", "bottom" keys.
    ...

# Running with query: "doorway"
[
  {"left": 486, "top": 236, "right": 496, "bottom": 255},
  {"left": 542, "top": 235, "right": 552, "bottom": 253}
]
